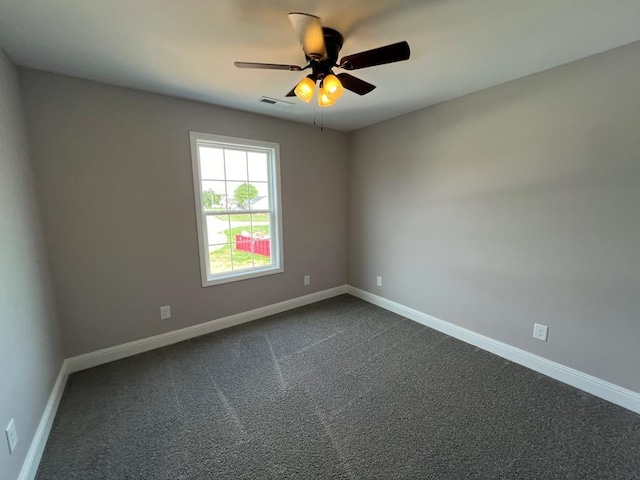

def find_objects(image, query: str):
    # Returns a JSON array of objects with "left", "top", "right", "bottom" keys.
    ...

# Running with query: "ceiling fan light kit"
[
  {"left": 322, "top": 74, "right": 344, "bottom": 101},
  {"left": 234, "top": 12, "right": 410, "bottom": 108},
  {"left": 293, "top": 73, "right": 343, "bottom": 105},
  {"left": 294, "top": 75, "right": 316, "bottom": 102},
  {"left": 318, "top": 86, "right": 335, "bottom": 107}
]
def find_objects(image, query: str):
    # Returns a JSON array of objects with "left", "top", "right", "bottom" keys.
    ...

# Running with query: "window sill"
[{"left": 202, "top": 265, "right": 284, "bottom": 287}]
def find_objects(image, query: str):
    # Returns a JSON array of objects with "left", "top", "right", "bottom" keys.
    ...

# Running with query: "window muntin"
[{"left": 190, "top": 132, "right": 283, "bottom": 286}]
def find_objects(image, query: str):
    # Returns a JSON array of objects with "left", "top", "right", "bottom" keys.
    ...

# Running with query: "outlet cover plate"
[
  {"left": 6, "top": 418, "right": 17, "bottom": 454},
  {"left": 533, "top": 323, "right": 548, "bottom": 342},
  {"left": 376, "top": 276, "right": 383, "bottom": 287},
  {"left": 304, "top": 275, "right": 310, "bottom": 286},
  {"left": 160, "top": 305, "right": 171, "bottom": 320}
]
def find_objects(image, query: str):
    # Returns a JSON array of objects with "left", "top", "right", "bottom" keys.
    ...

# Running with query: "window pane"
[
  {"left": 224, "top": 149, "right": 248, "bottom": 181},
  {"left": 250, "top": 212, "right": 270, "bottom": 228},
  {"left": 201, "top": 181, "right": 226, "bottom": 211},
  {"left": 250, "top": 214, "right": 272, "bottom": 264},
  {"left": 231, "top": 213, "right": 255, "bottom": 270},
  {"left": 249, "top": 181, "right": 270, "bottom": 210},
  {"left": 229, "top": 214, "right": 251, "bottom": 243},
  {"left": 247, "top": 152, "right": 268, "bottom": 182},
  {"left": 226, "top": 181, "right": 259, "bottom": 210},
  {"left": 209, "top": 244, "right": 232, "bottom": 275},
  {"left": 231, "top": 242, "right": 254, "bottom": 271},
  {"left": 206, "top": 214, "right": 230, "bottom": 246},
  {"left": 199, "top": 147, "right": 225, "bottom": 180}
]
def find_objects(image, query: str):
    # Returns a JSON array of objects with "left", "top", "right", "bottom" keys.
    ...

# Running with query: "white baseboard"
[
  {"left": 66, "top": 285, "right": 348, "bottom": 373},
  {"left": 18, "top": 359, "right": 69, "bottom": 480},
  {"left": 347, "top": 286, "right": 640, "bottom": 415}
]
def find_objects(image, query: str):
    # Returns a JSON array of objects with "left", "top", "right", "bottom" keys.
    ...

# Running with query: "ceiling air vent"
[{"left": 258, "top": 97, "right": 294, "bottom": 108}]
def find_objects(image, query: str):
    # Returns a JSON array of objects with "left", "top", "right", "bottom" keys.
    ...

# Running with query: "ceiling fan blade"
[
  {"left": 285, "top": 86, "right": 297, "bottom": 97},
  {"left": 234, "top": 62, "right": 302, "bottom": 71},
  {"left": 288, "top": 12, "right": 327, "bottom": 61},
  {"left": 339, "top": 41, "right": 410, "bottom": 70},
  {"left": 337, "top": 73, "right": 376, "bottom": 96}
]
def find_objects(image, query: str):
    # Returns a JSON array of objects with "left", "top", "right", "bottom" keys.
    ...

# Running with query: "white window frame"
[{"left": 190, "top": 132, "right": 284, "bottom": 287}]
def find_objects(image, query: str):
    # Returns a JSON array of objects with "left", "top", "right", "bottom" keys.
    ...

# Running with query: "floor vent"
[{"left": 258, "top": 96, "right": 294, "bottom": 108}]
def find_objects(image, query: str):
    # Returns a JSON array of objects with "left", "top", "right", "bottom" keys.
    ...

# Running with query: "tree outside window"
[
  {"left": 233, "top": 183, "right": 258, "bottom": 209},
  {"left": 202, "top": 189, "right": 221, "bottom": 210}
]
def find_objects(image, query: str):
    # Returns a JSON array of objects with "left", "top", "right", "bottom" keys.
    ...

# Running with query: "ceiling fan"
[{"left": 234, "top": 12, "right": 410, "bottom": 107}]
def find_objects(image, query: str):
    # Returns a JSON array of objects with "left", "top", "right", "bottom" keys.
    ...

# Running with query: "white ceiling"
[{"left": 1, "top": 0, "right": 640, "bottom": 131}]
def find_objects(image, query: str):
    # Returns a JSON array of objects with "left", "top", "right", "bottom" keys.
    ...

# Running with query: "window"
[{"left": 190, "top": 132, "right": 283, "bottom": 286}]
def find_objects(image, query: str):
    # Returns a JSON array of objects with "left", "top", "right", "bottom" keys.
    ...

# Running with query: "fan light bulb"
[
  {"left": 323, "top": 74, "right": 343, "bottom": 101},
  {"left": 318, "top": 85, "right": 335, "bottom": 107},
  {"left": 294, "top": 76, "right": 316, "bottom": 103}
]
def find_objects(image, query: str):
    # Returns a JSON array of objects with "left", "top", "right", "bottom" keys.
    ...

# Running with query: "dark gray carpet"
[{"left": 37, "top": 295, "right": 640, "bottom": 479}]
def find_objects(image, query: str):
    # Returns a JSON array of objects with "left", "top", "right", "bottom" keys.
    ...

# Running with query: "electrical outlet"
[
  {"left": 160, "top": 305, "right": 171, "bottom": 320},
  {"left": 304, "top": 275, "right": 310, "bottom": 286},
  {"left": 533, "top": 323, "right": 548, "bottom": 342},
  {"left": 376, "top": 276, "right": 383, "bottom": 287},
  {"left": 5, "top": 418, "right": 17, "bottom": 454}
]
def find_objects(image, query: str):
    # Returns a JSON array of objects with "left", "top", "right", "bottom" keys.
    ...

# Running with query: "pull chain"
[
  {"left": 311, "top": 93, "right": 324, "bottom": 131},
  {"left": 313, "top": 101, "right": 317, "bottom": 128}
]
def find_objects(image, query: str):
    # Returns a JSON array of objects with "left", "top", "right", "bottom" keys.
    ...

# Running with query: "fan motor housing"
[{"left": 309, "top": 27, "right": 344, "bottom": 80}]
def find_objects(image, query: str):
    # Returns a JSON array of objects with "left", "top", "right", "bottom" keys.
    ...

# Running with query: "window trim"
[{"left": 190, "top": 131, "right": 284, "bottom": 287}]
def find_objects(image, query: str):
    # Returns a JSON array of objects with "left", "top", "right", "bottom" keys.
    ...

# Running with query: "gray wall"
[
  {"left": 348, "top": 41, "right": 640, "bottom": 393},
  {"left": 0, "top": 51, "right": 64, "bottom": 480},
  {"left": 20, "top": 69, "right": 348, "bottom": 358}
]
